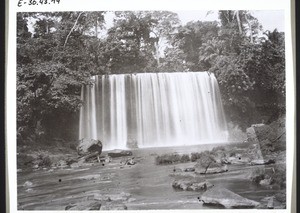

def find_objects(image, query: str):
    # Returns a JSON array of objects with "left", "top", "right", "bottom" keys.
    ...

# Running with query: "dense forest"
[{"left": 17, "top": 11, "right": 285, "bottom": 145}]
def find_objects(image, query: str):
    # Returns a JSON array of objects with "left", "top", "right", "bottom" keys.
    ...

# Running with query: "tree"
[
  {"left": 168, "top": 21, "right": 220, "bottom": 71},
  {"left": 17, "top": 12, "right": 106, "bottom": 144}
]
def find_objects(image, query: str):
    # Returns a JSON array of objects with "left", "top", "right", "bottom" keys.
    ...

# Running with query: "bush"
[
  {"left": 248, "top": 164, "right": 286, "bottom": 189},
  {"left": 191, "top": 152, "right": 202, "bottom": 162},
  {"left": 155, "top": 153, "right": 190, "bottom": 165},
  {"left": 229, "top": 151, "right": 236, "bottom": 157},
  {"left": 211, "top": 146, "right": 226, "bottom": 153},
  {"left": 249, "top": 167, "right": 266, "bottom": 184},
  {"left": 227, "top": 123, "right": 247, "bottom": 142},
  {"left": 180, "top": 154, "right": 190, "bottom": 163},
  {"left": 17, "top": 154, "right": 35, "bottom": 168},
  {"left": 37, "top": 154, "right": 52, "bottom": 168},
  {"left": 272, "top": 163, "right": 286, "bottom": 188},
  {"left": 194, "top": 151, "right": 216, "bottom": 170}
]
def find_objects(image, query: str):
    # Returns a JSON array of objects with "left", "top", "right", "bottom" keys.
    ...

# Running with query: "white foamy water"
[{"left": 79, "top": 72, "right": 228, "bottom": 150}]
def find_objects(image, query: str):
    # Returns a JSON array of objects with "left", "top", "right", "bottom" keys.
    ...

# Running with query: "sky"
[
  {"left": 104, "top": 10, "right": 285, "bottom": 32},
  {"left": 27, "top": 10, "right": 285, "bottom": 36},
  {"left": 174, "top": 10, "right": 284, "bottom": 32}
]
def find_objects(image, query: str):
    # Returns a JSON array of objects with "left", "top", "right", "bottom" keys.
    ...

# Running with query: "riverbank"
[{"left": 17, "top": 142, "right": 286, "bottom": 210}]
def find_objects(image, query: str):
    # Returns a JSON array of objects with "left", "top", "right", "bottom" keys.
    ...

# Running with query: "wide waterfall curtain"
[{"left": 79, "top": 72, "right": 228, "bottom": 150}]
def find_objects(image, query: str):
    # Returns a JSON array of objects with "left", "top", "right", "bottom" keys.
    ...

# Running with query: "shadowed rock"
[
  {"left": 195, "top": 162, "right": 228, "bottom": 174},
  {"left": 108, "top": 150, "right": 133, "bottom": 158},
  {"left": 250, "top": 159, "right": 275, "bottom": 165},
  {"left": 172, "top": 179, "right": 213, "bottom": 191},
  {"left": 200, "top": 187, "right": 260, "bottom": 208},
  {"left": 77, "top": 139, "right": 102, "bottom": 156},
  {"left": 100, "top": 204, "right": 128, "bottom": 210},
  {"left": 65, "top": 201, "right": 101, "bottom": 210}
]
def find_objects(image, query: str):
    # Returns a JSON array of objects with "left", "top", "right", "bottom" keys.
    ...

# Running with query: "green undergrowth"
[{"left": 155, "top": 153, "right": 190, "bottom": 165}]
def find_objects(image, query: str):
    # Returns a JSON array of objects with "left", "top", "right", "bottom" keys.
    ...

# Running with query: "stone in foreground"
[
  {"left": 100, "top": 204, "right": 128, "bottom": 210},
  {"left": 200, "top": 187, "right": 260, "bottom": 208},
  {"left": 172, "top": 179, "right": 213, "bottom": 191},
  {"left": 77, "top": 139, "right": 103, "bottom": 156},
  {"left": 65, "top": 201, "right": 101, "bottom": 210},
  {"left": 250, "top": 159, "right": 275, "bottom": 165}
]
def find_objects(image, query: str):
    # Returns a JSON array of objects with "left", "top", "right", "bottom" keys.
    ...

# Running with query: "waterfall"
[{"left": 79, "top": 72, "right": 228, "bottom": 150}]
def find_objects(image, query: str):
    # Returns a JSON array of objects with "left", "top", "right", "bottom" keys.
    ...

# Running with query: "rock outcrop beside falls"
[{"left": 77, "top": 139, "right": 103, "bottom": 156}]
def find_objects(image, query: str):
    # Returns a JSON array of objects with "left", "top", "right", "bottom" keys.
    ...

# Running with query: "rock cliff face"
[
  {"left": 245, "top": 114, "right": 285, "bottom": 157},
  {"left": 77, "top": 139, "right": 103, "bottom": 156}
]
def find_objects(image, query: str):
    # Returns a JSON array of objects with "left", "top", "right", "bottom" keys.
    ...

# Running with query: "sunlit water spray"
[{"left": 79, "top": 72, "right": 228, "bottom": 150}]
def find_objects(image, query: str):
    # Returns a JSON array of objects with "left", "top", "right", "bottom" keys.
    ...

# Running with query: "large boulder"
[
  {"left": 200, "top": 187, "right": 260, "bottom": 208},
  {"left": 77, "top": 139, "right": 103, "bottom": 156}
]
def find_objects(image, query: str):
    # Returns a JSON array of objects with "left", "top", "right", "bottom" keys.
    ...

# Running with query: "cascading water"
[{"left": 79, "top": 72, "right": 228, "bottom": 150}]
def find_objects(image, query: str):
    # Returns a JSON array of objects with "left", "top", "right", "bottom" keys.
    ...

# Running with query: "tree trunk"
[
  {"left": 245, "top": 14, "right": 253, "bottom": 43},
  {"left": 235, "top": 11, "right": 243, "bottom": 34},
  {"left": 95, "top": 18, "right": 98, "bottom": 38},
  {"left": 63, "top": 12, "right": 84, "bottom": 48},
  {"left": 154, "top": 41, "right": 160, "bottom": 66}
]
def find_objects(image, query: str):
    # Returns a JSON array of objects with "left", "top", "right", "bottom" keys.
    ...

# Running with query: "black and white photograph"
[{"left": 9, "top": 3, "right": 294, "bottom": 211}]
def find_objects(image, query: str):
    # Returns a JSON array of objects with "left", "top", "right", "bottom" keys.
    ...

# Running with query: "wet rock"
[
  {"left": 56, "top": 160, "right": 68, "bottom": 168},
  {"left": 173, "top": 167, "right": 183, "bottom": 172},
  {"left": 108, "top": 150, "right": 133, "bottom": 158},
  {"left": 77, "top": 138, "right": 103, "bottom": 156},
  {"left": 128, "top": 198, "right": 136, "bottom": 202},
  {"left": 70, "top": 158, "right": 85, "bottom": 168},
  {"left": 109, "top": 192, "right": 131, "bottom": 201},
  {"left": 195, "top": 162, "right": 228, "bottom": 174},
  {"left": 94, "top": 194, "right": 111, "bottom": 202},
  {"left": 188, "top": 182, "right": 213, "bottom": 191},
  {"left": 220, "top": 158, "right": 231, "bottom": 164},
  {"left": 229, "top": 157, "right": 250, "bottom": 165},
  {"left": 65, "top": 201, "right": 101, "bottom": 210},
  {"left": 259, "top": 178, "right": 272, "bottom": 186},
  {"left": 184, "top": 167, "right": 195, "bottom": 172},
  {"left": 200, "top": 187, "right": 260, "bottom": 208},
  {"left": 23, "top": 181, "right": 33, "bottom": 188},
  {"left": 100, "top": 203, "right": 127, "bottom": 210},
  {"left": 206, "top": 164, "right": 228, "bottom": 174},
  {"left": 25, "top": 188, "right": 33, "bottom": 192},
  {"left": 32, "top": 164, "right": 39, "bottom": 169},
  {"left": 267, "top": 197, "right": 274, "bottom": 209},
  {"left": 100, "top": 155, "right": 112, "bottom": 163},
  {"left": 126, "top": 159, "right": 135, "bottom": 165},
  {"left": 250, "top": 159, "right": 275, "bottom": 165},
  {"left": 79, "top": 174, "right": 101, "bottom": 181},
  {"left": 172, "top": 179, "right": 212, "bottom": 191}
]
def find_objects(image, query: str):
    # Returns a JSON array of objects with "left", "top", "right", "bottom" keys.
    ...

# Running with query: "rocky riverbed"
[{"left": 17, "top": 142, "right": 286, "bottom": 210}]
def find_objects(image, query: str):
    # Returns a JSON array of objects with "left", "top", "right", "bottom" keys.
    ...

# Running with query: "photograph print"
[{"left": 16, "top": 10, "right": 286, "bottom": 210}]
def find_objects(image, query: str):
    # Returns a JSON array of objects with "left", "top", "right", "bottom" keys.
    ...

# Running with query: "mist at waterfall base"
[{"left": 79, "top": 71, "right": 228, "bottom": 150}]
